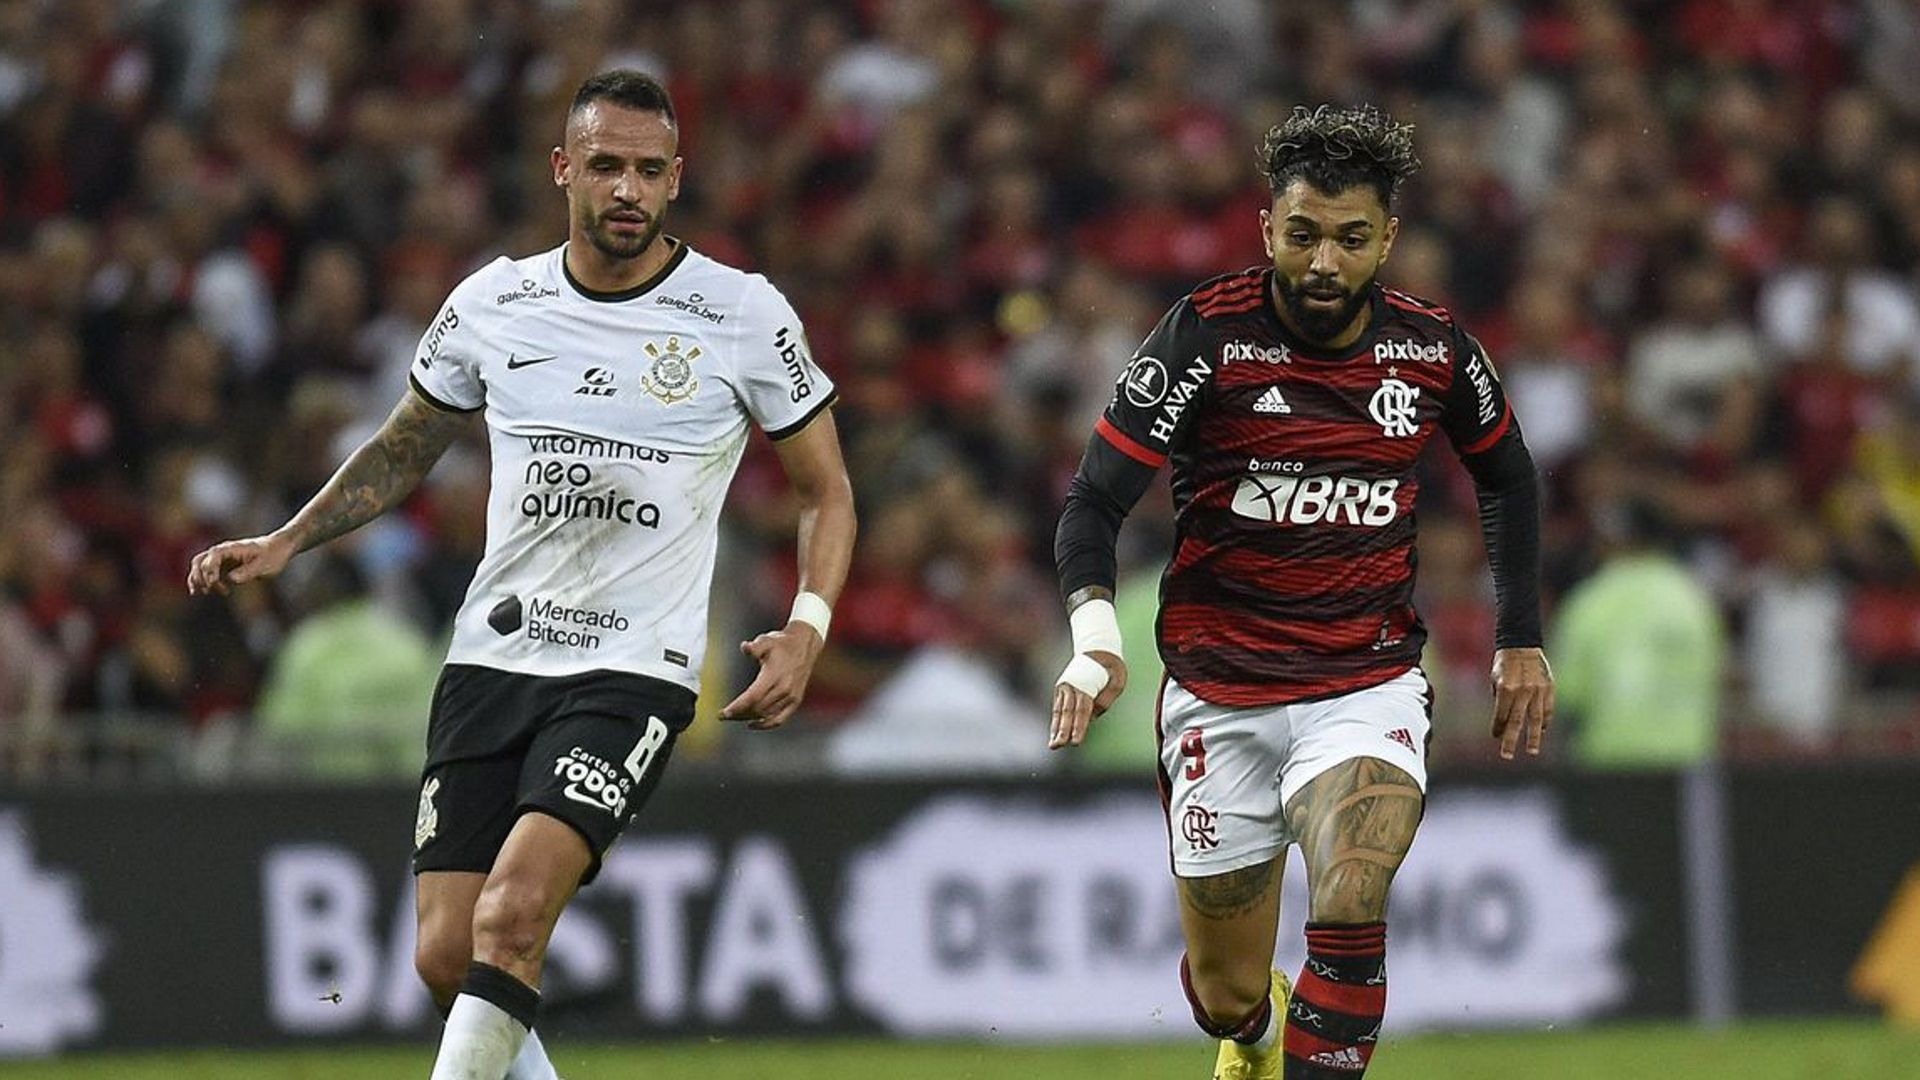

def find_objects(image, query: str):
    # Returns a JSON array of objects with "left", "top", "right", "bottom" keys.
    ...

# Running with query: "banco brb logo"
[{"left": 0, "top": 811, "right": 105, "bottom": 1055}]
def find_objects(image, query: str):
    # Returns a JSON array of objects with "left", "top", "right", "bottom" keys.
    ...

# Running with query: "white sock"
[
  {"left": 430, "top": 994, "right": 529, "bottom": 1080},
  {"left": 507, "top": 1030, "right": 560, "bottom": 1080}
]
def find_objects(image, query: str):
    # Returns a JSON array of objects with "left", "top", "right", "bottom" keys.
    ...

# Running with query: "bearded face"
[
  {"left": 1261, "top": 179, "right": 1398, "bottom": 347},
  {"left": 554, "top": 101, "right": 682, "bottom": 267}
]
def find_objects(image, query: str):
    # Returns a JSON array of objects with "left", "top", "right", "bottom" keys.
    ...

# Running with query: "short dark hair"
[
  {"left": 570, "top": 69, "right": 676, "bottom": 128},
  {"left": 1260, "top": 104, "right": 1420, "bottom": 209}
]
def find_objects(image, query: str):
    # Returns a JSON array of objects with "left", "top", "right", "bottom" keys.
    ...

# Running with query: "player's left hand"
[
  {"left": 1490, "top": 646, "right": 1554, "bottom": 760},
  {"left": 721, "top": 624, "right": 823, "bottom": 730}
]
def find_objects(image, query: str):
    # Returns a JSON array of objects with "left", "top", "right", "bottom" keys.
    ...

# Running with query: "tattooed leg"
[
  {"left": 1280, "top": 757, "right": 1421, "bottom": 1076},
  {"left": 1177, "top": 859, "right": 1283, "bottom": 1029},
  {"left": 1285, "top": 757, "right": 1423, "bottom": 923}
]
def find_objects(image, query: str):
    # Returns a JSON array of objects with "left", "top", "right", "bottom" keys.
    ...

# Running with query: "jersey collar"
[{"left": 561, "top": 238, "right": 690, "bottom": 303}]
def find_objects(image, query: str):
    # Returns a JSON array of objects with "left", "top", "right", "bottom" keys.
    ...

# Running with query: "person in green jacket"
[
  {"left": 255, "top": 555, "right": 441, "bottom": 780},
  {"left": 1553, "top": 501, "right": 1726, "bottom": 768}
]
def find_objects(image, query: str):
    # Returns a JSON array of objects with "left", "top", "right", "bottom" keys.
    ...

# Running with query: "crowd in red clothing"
[{"left": 3, "top": 0, "right": 1918, "bottom": 765}]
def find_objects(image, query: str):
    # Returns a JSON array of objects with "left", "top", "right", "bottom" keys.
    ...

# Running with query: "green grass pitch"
[{"left": 5, "top": 1021, "right": 1916, "bottom": 1079}]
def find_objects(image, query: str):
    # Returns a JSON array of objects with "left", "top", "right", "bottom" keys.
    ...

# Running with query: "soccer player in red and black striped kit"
[{"left": 1050, "top": 105, "right": 1554, "bottom": 1079}]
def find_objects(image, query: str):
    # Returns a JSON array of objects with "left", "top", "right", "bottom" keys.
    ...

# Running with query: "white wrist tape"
[
  {"left": 1056, "top": 599, "right": 1123, "bottom": 696},
  {"left": 1068, "top": 599, "right": 1124, "bottom": 658},
  {"left": 1058, "top": 654, "right": 1111, "bottom": 697},
  {"left": 788, "top": 591, "right": 832, "bottom": 640}
]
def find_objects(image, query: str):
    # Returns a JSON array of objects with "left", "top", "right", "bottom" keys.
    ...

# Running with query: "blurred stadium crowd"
[{"left": 3, "top": 0, "right": 1919, "bottom": 779}]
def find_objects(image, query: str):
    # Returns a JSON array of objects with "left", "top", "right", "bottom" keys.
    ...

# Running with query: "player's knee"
[
  {"left": 414, "top": 939, "right": 467, "bottom": 1005},
  {"left": 1313, "top": 894, "right": 1389, "bottom": 924},
  {"left": 471, "top": 877, "right": 558, "bottom": 965},
  {"left": 1184, "top": 953, "right": 1270, "bottom": 1025},
  {"left": 1310, "top": 873, "right": 1395, "bottom": 924}
]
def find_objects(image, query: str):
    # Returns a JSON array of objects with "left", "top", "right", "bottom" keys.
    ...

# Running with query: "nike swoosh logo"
[{"left": 506, "top": 353, "right": 558, "bottom": 370}]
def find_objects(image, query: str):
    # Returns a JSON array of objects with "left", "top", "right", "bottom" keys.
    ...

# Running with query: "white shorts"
[{"left": 1157, "top": 668, "right": 1431, "bottom": 877}]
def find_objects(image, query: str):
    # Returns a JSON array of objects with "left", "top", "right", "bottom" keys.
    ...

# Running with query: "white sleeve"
[
  {"left": 735, "top": 280, "right": 837, "bottom": 439},
  {"left": 408, "top": 286, "right": 486, "bottom": 412}
]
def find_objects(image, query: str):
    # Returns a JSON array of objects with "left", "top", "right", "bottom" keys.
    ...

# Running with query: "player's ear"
[
  {"left": 668, "top": 157, "right": 684, "bottom": 201},
  {"left": 1378, "top": 214, "right": 1399, "bottom": 267},
  {"left": 551, "top": 146, "right": 568, "bottom": 189},
  {"left": 1259, "top": 207, "right": 1275, "bottom": 260}
]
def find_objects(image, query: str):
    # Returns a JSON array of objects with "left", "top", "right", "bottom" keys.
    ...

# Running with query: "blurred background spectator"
[
  {"left": 1552, "top": 499, "right": 1727, "bottom": 769},
  {"left": 3, "top": 0, "right": 1918, "bottom": 780}
]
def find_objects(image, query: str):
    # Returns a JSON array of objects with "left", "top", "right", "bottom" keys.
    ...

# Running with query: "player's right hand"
[
  {"left": 186, "top": 532, "right": 297, "bottom": 596},
  {"left": 1048, "top": 650, "right": 1126, "bottom": 750}
]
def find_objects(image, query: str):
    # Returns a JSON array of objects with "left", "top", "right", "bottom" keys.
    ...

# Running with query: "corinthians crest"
[
  {"left": 415, "top": 777, "right": 440, "bottom": 850},
  {"left": 641, "top": 335, "right": 701, "bottom": 405}
]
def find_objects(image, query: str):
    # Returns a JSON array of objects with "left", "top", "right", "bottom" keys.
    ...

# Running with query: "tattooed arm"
[{"left": 187, "top": 389, "right": 473, "bottom": 595}]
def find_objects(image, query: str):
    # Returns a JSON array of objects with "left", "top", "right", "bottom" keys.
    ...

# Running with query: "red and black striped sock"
[
  {"left": 1284, "top": 922, "right": 1387, "bottom": 1077},
  {"left": 1179, "top": 953, "right": 1275, "bottom": 1043}
]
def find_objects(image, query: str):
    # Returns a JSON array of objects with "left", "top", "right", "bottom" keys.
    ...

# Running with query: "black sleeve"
[
  {"left": 1053, "top": 298, "right": 1215, "bottom": 601},
  {"left": 1445, "top": 331, "right": 1543, "bottom": 649},
  {"left": 1055, "top": 436, "right": 1159, "bottom": 600},
  {"left": 1460, "top": 427, "right": 1544, "bottom": 648}
]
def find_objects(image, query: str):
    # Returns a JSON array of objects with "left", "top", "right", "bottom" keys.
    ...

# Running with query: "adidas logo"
[
  {"left": 1252, "top": 386, "right": 1292, "bottom": 414},
  {"left": 1309, "top": 1046, "right": 1367, "bottom": 1070},
  {"left": 1386, "top": 727, "right": 1416, "bottom": 753}
]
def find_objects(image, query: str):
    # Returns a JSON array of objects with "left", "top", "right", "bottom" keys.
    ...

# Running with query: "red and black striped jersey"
[{"left": 1092, "top": 268, "right": 1518, "bottom": 706}]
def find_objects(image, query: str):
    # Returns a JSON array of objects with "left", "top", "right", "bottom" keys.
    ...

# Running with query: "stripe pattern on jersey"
[{"left": 1098, "top": 270, "right": 1504, "bottom": 707}]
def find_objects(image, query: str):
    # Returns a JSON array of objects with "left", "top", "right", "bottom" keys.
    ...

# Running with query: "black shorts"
[{"left": 412, "top": 663, "right": 696, "bottom": 884}]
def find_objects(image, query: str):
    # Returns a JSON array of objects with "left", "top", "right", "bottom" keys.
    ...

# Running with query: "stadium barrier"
[{"left": 0, "top": 768, "right": 1913, "bottom": 1055}]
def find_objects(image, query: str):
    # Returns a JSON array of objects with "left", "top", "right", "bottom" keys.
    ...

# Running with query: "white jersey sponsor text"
[{"left": 410, "top": 242, "right": 834, "bottom": 689}]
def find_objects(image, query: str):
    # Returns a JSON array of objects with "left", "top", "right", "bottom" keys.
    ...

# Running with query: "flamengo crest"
[
  {"left": 1369, "top": 376, "right": 1421, "bottom": 438},
  {"left": 642, "top": 336, "right": 701, "bottom": 405}
]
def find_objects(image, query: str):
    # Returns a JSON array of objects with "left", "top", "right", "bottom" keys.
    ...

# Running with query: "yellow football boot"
[{"left": 1212, "top": 968, "right": 1291, "bottom": 1080}]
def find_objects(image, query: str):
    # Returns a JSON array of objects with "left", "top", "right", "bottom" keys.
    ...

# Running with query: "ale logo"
[
  {"left": 1853, "top": 864, "right": 1920, "bottom": 1024},
  {"left": 0, "top": 811, "right": 106, "bottom": 1054}
]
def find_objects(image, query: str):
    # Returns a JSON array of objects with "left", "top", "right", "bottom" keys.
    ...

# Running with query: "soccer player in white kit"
[{"left": 187, "top": 71, "right": 856, "bottom": 1079}]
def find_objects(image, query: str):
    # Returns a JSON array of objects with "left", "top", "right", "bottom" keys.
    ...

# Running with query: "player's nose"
[{"left": 1310, "top": 239, "right": 1342, "bottom": 276}]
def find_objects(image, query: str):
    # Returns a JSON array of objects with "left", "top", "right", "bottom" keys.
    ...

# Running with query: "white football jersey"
[{"left": 409, "top": 241, "right": 835, "bottom": 690}]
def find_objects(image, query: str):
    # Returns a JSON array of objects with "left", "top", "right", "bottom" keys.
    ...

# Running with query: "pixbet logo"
[
  {"left": 1374, "top": 338, "right": 1449, "bottom": 365},
  {"left": 1222, "top": 340, "right": 1292, "bottom": 366}
]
